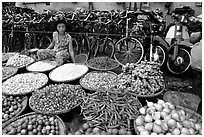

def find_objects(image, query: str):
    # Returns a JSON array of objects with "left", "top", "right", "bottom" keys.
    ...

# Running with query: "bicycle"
[
  {"left": 86, "top": 13, "right": 115, "bottom": 59},
  {"left": 114, "top": 8, "right": 144, "bottom": 66}
]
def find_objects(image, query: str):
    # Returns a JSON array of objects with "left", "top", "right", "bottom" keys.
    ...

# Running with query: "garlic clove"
[
  {"left": 152, "top": 112, "right": 161, "bottom": 120},
  {"left": 171, "top": 128, "right": 181, "bottom": 135},
  {"left": 157, "top": 99, "right": 165, "bottom": 105},
  {"left": 146, "top": 100, "right": 154, "bottom": 108},
  {"left": 139, "top": 107, "right": 146, "bottom": 115}
]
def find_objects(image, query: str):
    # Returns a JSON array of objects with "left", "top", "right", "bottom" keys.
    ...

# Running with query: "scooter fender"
[
  {"left": 179, "top": 41, "right": 194, "bottom": 49},
  {"left": 153, "top": 36, "right": 170, "bottom": 50}
]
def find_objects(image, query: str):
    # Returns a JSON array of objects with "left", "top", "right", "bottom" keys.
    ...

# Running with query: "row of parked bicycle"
[{"left": 2, "top": 6, "right": 202, "bottom": 75}]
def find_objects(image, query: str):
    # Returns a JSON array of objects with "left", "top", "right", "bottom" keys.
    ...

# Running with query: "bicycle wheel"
[
  {"left": 96, "top": 38, "right": 115, "bottom": 58},
  {"left": 167, "top": 47, "right": 191, "bottom": 75},
  {"left": 78, "top": 36, "right": 90, "bottom": 56},
  {"left": 114, "top": 37, "right": 144, "bottom": 66},
  {"left": 39, "top": 35, "right": 52, "bottom": 49},
  {"left": 144, "top": 44, "right": 168, "bottom": 68},
  {"left": 72, "top": 37, "right": 79, "bottom": 56}
]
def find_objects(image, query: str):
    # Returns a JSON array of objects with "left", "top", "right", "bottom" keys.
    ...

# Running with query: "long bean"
[{"left": 80, "top": 87, "right": 142, "bottom": 130}]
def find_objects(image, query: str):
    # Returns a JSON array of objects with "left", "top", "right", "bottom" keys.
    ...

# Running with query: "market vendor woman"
[{"left": 37, "top": 20, "right": 75, "bottom": 65}]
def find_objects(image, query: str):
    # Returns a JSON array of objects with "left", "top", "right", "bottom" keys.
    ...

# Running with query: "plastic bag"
[{"left": 191, "top": 40, "right": 202, "bottom": 71}]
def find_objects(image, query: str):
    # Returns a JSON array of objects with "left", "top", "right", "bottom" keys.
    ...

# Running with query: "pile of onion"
[{"left": 134, "top": 99, "right": 202, "bottom": 135}]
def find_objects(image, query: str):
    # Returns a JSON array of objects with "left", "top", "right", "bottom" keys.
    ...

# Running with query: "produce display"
[
  {"left": 26, "top": 60, "right": 58, "bottom": 72},
  {"left": 6, "top": 54, "right": 35, "bottom": 68},
  {"left": 2, "top": 95, "right": 27, "bottom": 124},
  {"left": 86, "top": 57, "right": 119, "bottom": 71},
  {"left": 2, "top": 52, "right": 17, "bottom": 62},
  {"left": 49, "top": 63, "right": 89, "bottom": 82},
  {"left": 29, "top": 84, "right": 85, "bottom": 114},
  {"left": 2, "top": 73, "right": 48, "bottom": 95},
  {"left": 115, "top": 61, "right": 165, "bottom": 96},
  {"left": 2, "top": 66, "right": 18, "bottom": 81},
  {"left": 71, "top": 122, "right": 133, "bottom": 135},
  {"left": 134, "top": 99, "right": 202, "bottom": 135},
  {"left": 81, "top": 87, "right": 142, "bottom": 131},
  {"left": 80, "top": 71, "right": 118, "bottom": 91},
  {"left": 2, "top": 112, "right": 66, "bottom": 135}
]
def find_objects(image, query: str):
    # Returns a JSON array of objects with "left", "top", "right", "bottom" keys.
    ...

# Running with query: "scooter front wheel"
[{"left": 167, "top": 47, "right": 191, "bottom": 75}]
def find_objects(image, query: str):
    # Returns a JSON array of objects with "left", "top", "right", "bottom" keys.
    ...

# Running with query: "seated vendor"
[{"left": 37, "top": 19, "right": 75, "bottom": 66}]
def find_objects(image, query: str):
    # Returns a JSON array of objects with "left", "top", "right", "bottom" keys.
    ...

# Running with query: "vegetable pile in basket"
[
  {"left": 86, "top": 57, "right": 119, "bottom": 70},
  {"left": 6, "top": 54, "right": 34, "bottom": 68},
  {"left": 2, "top": 66, "right": 18, "bottom": 80},
  {"left": 2, "top": 52, "right": 17, "bottom": 62},
  {"left": 27, "top": 60, "right": 57, "bottom": 72},
  {"left": 81, "top": 87, "right": 142, "bottom": 131},
  {"left": 80, "top": 71, "right": 117, "bottom": 91},
  {"left": 116, "top": 61, "right": 165, "bottom": 96},
  {"left": 134, "top": 99, "right": 202, "bottom": 135},
  {"left": 2, "top": 73, "right": 48, "bottom": 95},
  {"left": 2, "top": 113, "right": 63, "bottom": 135},
  {"left": 71, "top": 122, "right": 133, "bottom": 135},
  {"left": 29, "top": 84, "right": 85, "bottom": 114},
  {"left": 2, "top": 95, "right": 25, "bottom": 124}
]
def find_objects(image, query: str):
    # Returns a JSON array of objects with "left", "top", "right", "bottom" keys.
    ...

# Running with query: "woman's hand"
[{"left": 47, "top": 39, "right": 55, "bottom": 49}]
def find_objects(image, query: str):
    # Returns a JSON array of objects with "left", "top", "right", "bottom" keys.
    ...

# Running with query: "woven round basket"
[
  {"left": 74, "top": 53, "right": 88, "bottom": 64},
  {"left": 49, "top": 63, "right": 89, "bottom": 83},
  {"left": 26, "top": 60, "right": 58, "bottom": 73},
  {"left": 2, "top": 72, "right": 48, "bottom": 96},
  {"left": 135, "top": 86, "right": 165, "bottom": 98},
  {"left": 2, "top": 52, "right": 18, "bottom": 63},
  {"left": 2, "top": 112, "right": 67, "bottom": 135},
  {"left": 2, "top": 66, "right": 18, "bottom": 82},
  {"left": 86, "top": 57, "right": 119, "bottom": 71},
  {"left": 133, "top": 105, "right": 202, "bottom": 135},
  {"left": 6, "top": 56, "right": 35, "bottom": 69},
  {"left": 2, "top": 95, "right": 28, "bottom": 125},
  {"left": 29, "top": 94, "right": 82, "bottom": 115},
  {"left": 80, "top": 71, "right": 118, "bottom": 91}
]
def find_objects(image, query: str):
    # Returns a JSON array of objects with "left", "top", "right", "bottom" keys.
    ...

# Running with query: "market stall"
[{"left": 2, "top": 52, "right": 202, "bottom": 135}]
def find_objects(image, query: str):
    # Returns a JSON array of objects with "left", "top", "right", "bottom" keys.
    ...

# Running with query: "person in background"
[
  {"left": 190, "top": 39, "right": 202, "bottom": 114},
  {"left": 37, "top": 19, "right": 75, "bottom": 65}
]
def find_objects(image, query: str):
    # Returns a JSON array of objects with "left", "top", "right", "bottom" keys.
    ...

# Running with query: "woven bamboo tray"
[
  {"left": 2, "top": 52, "right": 18, "bottom": 63},
  {"left": 2, "top": 112, "right": 67, "bottom": 135},
  {"left": 49, "top": 63, "right": 89, "bottom": 83},
  {"left": 26, "top": 59, "right": 58, "bottom": 72},
  {"left": 80, "top": 71, "right": 118, "bottom": 91},
  {"left": 2, "top": 95, "right": 28, "bottom": 125},
  {"left": 74, "top": 53, "right": 88, "bottom": 64},
  {"left": 86, "top": 57, "right": 119, "bottom": 71},
  {"left": 29, "top": 95, "right": 82, "bottom": 115},
  {"left": 2, "top": 66, "right": 18, "bottom": 82},
  {"left": 2, "top": 72, "right": 48, "bottom": 96},
  {"left": 134, "top": 86, "right": 165, "bottom": 98},
  {"left": 134, "top": 105, "right": 202, "bottom": 135}
]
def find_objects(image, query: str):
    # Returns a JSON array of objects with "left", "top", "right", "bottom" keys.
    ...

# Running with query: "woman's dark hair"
[{"left": 55, "top": 19, "right": 68, "bottom": 32}]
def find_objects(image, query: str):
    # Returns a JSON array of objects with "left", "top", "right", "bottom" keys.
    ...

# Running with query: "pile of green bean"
[{"left": 80, "top": 87, "right": 142, "bottom": 131}]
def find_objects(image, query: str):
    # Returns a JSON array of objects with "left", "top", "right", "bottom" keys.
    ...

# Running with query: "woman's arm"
[
  {"left": 68, "top": 36, "right": 75, "bottom": 63},
  {"left": 47, "top": 39, "right": 55, "bottom": 49}
]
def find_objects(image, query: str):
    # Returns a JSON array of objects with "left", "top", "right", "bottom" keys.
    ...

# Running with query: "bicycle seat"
[{"left": 173, "top": 6, "right": 194, "bottom": 15}]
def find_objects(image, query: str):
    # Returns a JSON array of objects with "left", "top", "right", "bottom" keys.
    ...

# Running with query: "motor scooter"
[{"left": 165, "top": 10, "right": 194, "bottom": 75}]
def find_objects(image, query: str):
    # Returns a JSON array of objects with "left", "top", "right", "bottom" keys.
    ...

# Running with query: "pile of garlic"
[
  {"left": 6, "top": 54, "right": 34, "bottom": 68},
  {"left": 134, "top": 99, "right": 202, "bottom": 135}
]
